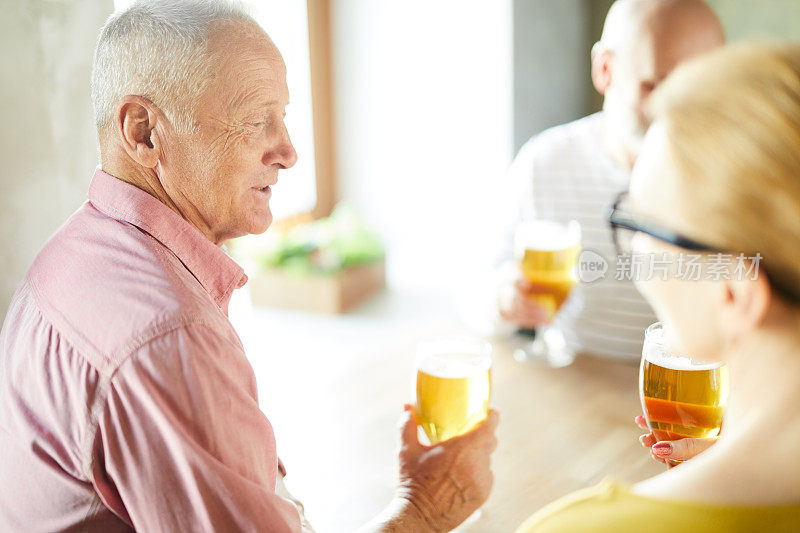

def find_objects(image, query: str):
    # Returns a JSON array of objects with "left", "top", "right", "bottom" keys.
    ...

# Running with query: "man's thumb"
[{"left": 399, "top": 404, "right": 422, "bottom": 452}]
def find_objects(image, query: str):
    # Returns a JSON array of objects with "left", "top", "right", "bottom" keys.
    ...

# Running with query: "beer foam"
[
  {"left": 643, "top": 322, "right": 723, "bottom": 371},
  {"left": 643, "top": 344, "right": 722, "bottom": 371},
  {"left": 417, "top": 353, "right": 492, "bottom": 379},
  {"left": 515, "top": 220, "right": 580, "bottom": 251}
]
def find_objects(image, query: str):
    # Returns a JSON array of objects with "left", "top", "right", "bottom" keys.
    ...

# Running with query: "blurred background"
[
  {"left": 2, "top": 1, "right": 800, "bottom": 531},
  {"left": 3, "top": 0, "right": 800, "bottom": 314}
]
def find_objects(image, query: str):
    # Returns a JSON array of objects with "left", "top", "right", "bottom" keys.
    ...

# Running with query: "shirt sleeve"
[
  {"left": 494, "top": 137, "right": 540, "bottom": 266},
  {"left": 91, "top": 322, "right": 302, "bottom": 533}
]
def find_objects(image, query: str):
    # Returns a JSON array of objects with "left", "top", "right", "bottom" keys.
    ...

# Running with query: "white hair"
[{"left": 91, "top": 0, "right": 256, "bottom": 134}]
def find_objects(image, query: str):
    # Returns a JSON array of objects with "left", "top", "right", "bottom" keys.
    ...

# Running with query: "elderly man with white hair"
[{"left": 0, "top": 1, "right": 498, "bottom": 531}]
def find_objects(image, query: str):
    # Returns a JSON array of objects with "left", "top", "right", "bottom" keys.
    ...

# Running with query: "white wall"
[
  {"left": 331, "top": 0, "right": 514, "bottom": 293},
  {"left": 0, "top": 0, "right": 112, "bottom": 319}
]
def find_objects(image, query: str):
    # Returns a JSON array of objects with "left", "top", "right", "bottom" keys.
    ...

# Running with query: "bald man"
[{"left": 496, "top": 0, "right": 725, "bottom": 364}]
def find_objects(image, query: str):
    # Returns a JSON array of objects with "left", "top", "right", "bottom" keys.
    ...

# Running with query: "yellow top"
[{"left": 515, "top": 478, "right": 800, "bottom": 533}]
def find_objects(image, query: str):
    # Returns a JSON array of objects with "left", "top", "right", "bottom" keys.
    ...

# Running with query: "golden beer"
[
  {"left": 515, "top": 220, "right": 581, "bottom": 321},
  {"left": 415, "top": 339, "right": 492, "bottom": 444},
  {"left": 640, "top": 323, "right": 729, "bottom": 445},
  {"left": 519, "top": 245, "right": 581, "bottom": 319}
]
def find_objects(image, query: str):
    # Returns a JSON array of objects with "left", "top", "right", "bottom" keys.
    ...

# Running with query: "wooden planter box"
[{"left": 248, "top": 258, "right": 386, "bottom": 314}]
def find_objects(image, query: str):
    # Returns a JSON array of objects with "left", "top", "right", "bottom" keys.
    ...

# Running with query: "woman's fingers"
[
  {"left": 635, "top": 417, "right": 717, "bottom": 464},
  {"left": 639, "top": 433, "right": 657, "bottom": 448},
  {"left": 652, "top": 437, "right": 717, "bottom": 462},
  {"left": 650, "top": 449, "right": 667, "bottom": 465}
]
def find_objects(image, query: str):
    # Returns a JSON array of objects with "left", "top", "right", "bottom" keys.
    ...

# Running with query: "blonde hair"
[{"left": 650, "top": 42, "right": 800, "bottom": 304}]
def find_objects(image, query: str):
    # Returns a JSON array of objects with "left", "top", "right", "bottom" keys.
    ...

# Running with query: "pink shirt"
[{"left": 0, "top": 169, "right": 301, "bottom": 532}]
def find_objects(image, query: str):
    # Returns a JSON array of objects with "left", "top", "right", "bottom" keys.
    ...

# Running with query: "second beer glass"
[
  {"left": 512, "top": 219, "right": 581, "bottom": 367},
  {"left": 640, "top": 322, "right": 729, "bottom": 466}
]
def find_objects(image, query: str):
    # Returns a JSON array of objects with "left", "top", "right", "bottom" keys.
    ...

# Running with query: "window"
[{"left": 249, "top": 0, "right": 318, "bottom": 220}]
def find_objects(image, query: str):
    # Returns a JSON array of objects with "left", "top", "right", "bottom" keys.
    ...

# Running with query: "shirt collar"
[{"left": 87, "top": 168, "right": 247, "bottom": 315}]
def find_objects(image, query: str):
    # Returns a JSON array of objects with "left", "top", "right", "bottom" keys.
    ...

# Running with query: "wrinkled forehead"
[{"left": 204, "top": 21, "right": 288, "bottom": 115}]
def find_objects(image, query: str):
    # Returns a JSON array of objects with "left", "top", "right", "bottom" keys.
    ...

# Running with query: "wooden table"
[{"left": 234, "top": 289, "right": 663, "bottom": 532}]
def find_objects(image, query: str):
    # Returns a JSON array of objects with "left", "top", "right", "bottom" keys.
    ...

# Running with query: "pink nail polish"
[{"left": 652, "top": 442, "right": 673, "bottom": 455}]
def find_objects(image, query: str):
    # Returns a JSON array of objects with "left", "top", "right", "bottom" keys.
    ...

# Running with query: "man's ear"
[
  {"left": 717, "top": 267, "right": 772, "bottom": 343},
  {"left": 591, "top": 43, "right": 613, "bottom": 96},
  {"left": 113, "top": 95, "right": 163, "bottom": 169}
]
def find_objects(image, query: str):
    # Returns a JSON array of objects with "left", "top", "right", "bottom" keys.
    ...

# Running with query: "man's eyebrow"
[
  {"left": 238, "top": 99, "right": 289, "bottom": 115},
  {"left": 227, "top": 86, "right": 283, "bottom": 114},
  {"left": 236, "top": 98, "right": 274, "bottom": 110},
  {"left": 255, "top": 100, "right": 281, "bottom": 108}
]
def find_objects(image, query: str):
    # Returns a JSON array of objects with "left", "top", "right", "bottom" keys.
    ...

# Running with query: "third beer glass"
[
  {"left": 415, "top": 338, "right": 492, "bottom": 445},
  {"left": 513, "top": 219, "right": 581, "bottom": 367},
  {"left": 640, "top": 322, "right": 729, "bottom": 466}
]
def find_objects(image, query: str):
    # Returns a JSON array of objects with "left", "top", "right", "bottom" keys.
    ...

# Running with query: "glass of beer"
[
  {"left": 640, "top": 322, "right": 729, "bottom": 467},
  {"left": 415, "top": 337, "right": 492, "bottom": 445},
  {"left": 512, "top": 219, "right": 581, "bottom": 367}
]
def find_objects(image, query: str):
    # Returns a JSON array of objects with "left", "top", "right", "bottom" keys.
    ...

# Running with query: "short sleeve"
[{"left": 91, "top": 323, "right": 301, "bottom": 532}]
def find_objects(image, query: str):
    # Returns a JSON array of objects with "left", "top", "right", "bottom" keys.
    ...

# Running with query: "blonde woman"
[{"left": 517, "top": 42, "right": 800, "bottom": 532}]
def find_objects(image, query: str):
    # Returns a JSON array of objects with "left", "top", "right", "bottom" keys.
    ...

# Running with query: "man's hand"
[
  {"left": 498, "top": 278, "right": 550, "bottom": 329},
  {"left": 358, "top": 406, "right": 499, "bottom": 533},
  {"left": 635, "top": 415, "right": 717, "bottom": 465},
  {"left": 395, "top": 405, "right": 498, "bottom": 531}
]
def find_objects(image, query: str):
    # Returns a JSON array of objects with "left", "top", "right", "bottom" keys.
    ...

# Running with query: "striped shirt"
[{"left": 502, "top": 112, "right": 657, "bottom": 361}]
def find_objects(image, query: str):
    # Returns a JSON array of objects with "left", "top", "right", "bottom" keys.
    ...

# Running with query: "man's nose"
[
  {"left": 269, "top": 126, "right": 297, "bottom": 170},
  {"left": 281, "top": 138, "right": 298, "bottom": 170}
]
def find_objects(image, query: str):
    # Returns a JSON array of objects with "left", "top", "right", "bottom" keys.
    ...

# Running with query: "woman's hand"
[{"left": 635, "top": 415, "right": 717, "bottom": 464}]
